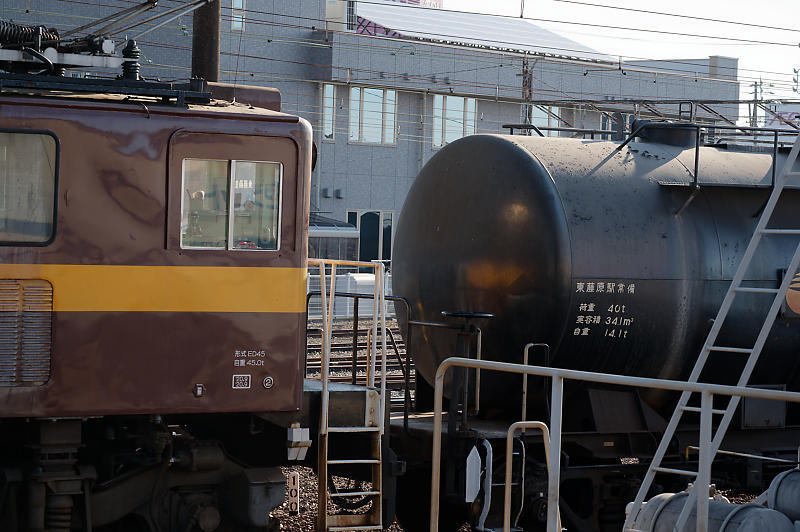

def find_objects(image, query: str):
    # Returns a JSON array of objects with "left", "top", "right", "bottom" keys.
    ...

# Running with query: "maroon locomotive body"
[{"left": 0, "top": 78, "right": 312, "bottom": 530}]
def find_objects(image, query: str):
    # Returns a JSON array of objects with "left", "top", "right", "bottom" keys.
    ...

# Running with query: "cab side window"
[
  {"left": 181, "top": 159, "right": 282, "bottom": 251},
  {"left": 0, "top": 132, "right": 57, "bottom": 245}
]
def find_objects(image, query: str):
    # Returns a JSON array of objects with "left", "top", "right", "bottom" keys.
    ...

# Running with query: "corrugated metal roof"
[{"left": 355, "top": 0, "right": 613, "bottom": 62}]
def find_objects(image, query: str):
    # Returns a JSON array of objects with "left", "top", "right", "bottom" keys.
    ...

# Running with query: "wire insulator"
[{"left": 122, "top": 39, "right": 141, "bottom": 81}]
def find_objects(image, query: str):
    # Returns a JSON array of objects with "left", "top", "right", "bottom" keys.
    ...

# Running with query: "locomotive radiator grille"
[{"left": 0, "top": 279, "right": 53, "bottom": 387}]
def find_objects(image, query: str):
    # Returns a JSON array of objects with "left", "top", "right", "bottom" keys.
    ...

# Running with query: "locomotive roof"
[
  {"left": 0, "top": 88, "right": 297, "bottom": 121},
  {"left": 0, "top": 73, "right": 293, "bottom": 120}
]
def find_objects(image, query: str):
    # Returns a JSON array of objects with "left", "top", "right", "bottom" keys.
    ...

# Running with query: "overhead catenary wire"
[
  {"left": 112, "top": 59, "right": 780, "bottom": 129},
  {"left": 126, "top": 17, "right": 796, "bottom": 95},
  {"left": 133, "top": 33, "right": 798, "bottom": 101},
  {"left": 216, "top": 5, "right": 795, "bottom": 83},
  {"left": 103, "top": 0, "right": 800, "bottom": 47},
  {"left": 551, "top": 0, "right": 800, "bottom": 34},
  {"left": 57, "top": 60, "right": 786, "bottom": 148},
  {"left": 21, "top": 0, "right": 800, "bottom": 119},
  {"left": 10, "top": 0, "right": 791, "bottom": 100},
  {"left": 340, "top": 0, "right": 800, "bottom": 48},
  {"left": 41, "top": 0, "right": 800, "bottom": 88}
]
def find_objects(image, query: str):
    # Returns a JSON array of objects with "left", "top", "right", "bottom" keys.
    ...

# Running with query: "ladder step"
[
  {"left": 760, "top": 229, "right": 800, "bottom": 235},
  {"left": 734, "top": 287, "right": 780, "bottom": 294},
  {"left": 706, "top": 346, "right": 753, "bottom": 354},
  {"left": 327, "top": 459, "right": 380, "bottom": 465},
  {"left": 326, "top": 509, "right": 383, "bottom": 529},
  {"left": 329, "top": 490, "right": 380, "bottom": 497},
  {"left": 328, "top": 526, "right": 382, "bottom": 531},
  {"left": 786, "top": 172, "right": 800, "bottom": 178},
  {"left": 327, "top": 426, "right": 381, "bottom": 433},
  {"left": 680, "top": 405, "right": 727, "bottom": 415},
  {"left": 652, "top": 466, "right": 697, "bottom": 476},
  {"left": 653, "top": 467, "right": 697, "bottom": 477}
]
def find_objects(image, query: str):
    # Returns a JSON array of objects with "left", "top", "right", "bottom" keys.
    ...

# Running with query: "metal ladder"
[
  {"left": 312, "top": 259, "right": 388, "bottom": 531},
  {"left": 624, "top": 134, "right": 800, "bottom": 532}
]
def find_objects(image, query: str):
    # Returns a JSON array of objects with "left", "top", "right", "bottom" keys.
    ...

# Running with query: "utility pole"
[
  {"left": 750, "top": 79, "right": 763, "bottom": 128},
  {"left": 191, "top": 0, "right": 220, "bottom": 82},
  {"left": 521, "top": 55, "right": 533, "bottom": 135}
]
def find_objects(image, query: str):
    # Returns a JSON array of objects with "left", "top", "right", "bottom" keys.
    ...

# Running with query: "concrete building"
[{"left": 2, "top": 0, "right": 740, "bottom": 265}]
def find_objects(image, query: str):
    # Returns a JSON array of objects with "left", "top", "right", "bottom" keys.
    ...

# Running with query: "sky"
[{"left": 444, "top": 0, "right": 800, "bottom": 101}]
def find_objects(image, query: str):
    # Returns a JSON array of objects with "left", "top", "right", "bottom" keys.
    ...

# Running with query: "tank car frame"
[{"left": 390, "top": 124, "right": 800, "bottom": 531}]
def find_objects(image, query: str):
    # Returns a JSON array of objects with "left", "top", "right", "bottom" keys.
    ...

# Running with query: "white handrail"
[
  {"left": 377, "top": 262, "right": 388, "bottom": 434},
  {"left": 429, "top": 356, "right": 800, "bottom": 532},
  {"left": 308, "top": 258, "right": 390, "bottom": 435},
  {"left": 317, "top": 261, "right": 331, "bottom": 435},
  {"left": 504, "top": 421, "right": 561, "bottom": 532}
]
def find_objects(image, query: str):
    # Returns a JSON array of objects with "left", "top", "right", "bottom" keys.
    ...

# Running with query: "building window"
[
  {"left": 322, "top": 84, "right": 335, "bottom": 140},
  {"left": 231, "top": 0, "right": 245, "bottom": 30},
  {"left": 432, "top": 95, "right": 476, "bottom": 147},
  {"left": 0, "top": 132, "right": 58, "bottom": 245},
  {"left": 346, "top": 210, "right": 393, "bottom": 263},
  {"left": 181, "top": 159, "right": 282, "bottom": 250},
  {"left": 528, "top": 105, "right": 560, "bottom": 136},
  {"left": 349, "top": 87, "right": 396, "bottom": 144}
]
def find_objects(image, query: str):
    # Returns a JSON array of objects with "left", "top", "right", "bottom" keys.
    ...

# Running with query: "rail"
[
  {"left": 428, "top": 356, "right": 800, "bottom": 532},
  {"left": 306, "top": 290, "right": 417, "bottom": 424}
]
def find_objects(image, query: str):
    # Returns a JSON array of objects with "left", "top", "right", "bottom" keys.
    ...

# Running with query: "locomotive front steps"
[
  {"left": 309, "top": 258, "right": 390, "bottom": 532},
  {"left": 303, "top": 379, "right": 381, "bottom": 429}
]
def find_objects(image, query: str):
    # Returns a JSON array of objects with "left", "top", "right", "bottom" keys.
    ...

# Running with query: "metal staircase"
[
  {"left": 624, "top": 134, "right": 800, "bottom": 531},
  {"left": 311, "top": 259, "right": 388, "bottom": 531}
]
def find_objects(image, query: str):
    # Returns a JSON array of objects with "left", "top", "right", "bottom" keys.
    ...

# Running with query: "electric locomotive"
[{"left": 0, "top": 44, "right": 312, "bottom": 532}]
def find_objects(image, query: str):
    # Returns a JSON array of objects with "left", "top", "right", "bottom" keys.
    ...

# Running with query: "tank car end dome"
[{"left": 392, "top": 135, "right": 572, "bottom": 396}]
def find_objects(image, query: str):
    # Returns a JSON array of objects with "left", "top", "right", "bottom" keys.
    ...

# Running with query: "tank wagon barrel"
[
  {"left": 388, "top": 124, "right": 800, "bottom": 531},
  {"left": 393, "top": 125, "right": 800, "bottom": 420}
]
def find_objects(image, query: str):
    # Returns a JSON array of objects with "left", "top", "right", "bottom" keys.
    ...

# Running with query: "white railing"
[
  {"left": 309, "top": 258, "right": 389, "bottom": 435},
  {"left": 503, "top": 421, "right": 561, "bottom": 532},
  {"left": 428, "top": 356, "right": 800, "bottom": 532},
  {"left": 307, "top": 272, "right": 394, "bottom": 319}
]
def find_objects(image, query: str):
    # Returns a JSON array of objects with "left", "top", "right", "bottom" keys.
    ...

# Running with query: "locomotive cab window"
[
  {"left": 181, "top": 159, "right": 282, "bottom": 250},
  {"left": 0, "top": 132, "right": 57, "bottom": 244}
]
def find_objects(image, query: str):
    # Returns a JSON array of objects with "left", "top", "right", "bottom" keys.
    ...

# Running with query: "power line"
[
  {"left": 139, "top": 27, "right": 797, "bottom": 98},
  {"left": 18, "top": 2, "right": 798, "bottom": 92},
  {"left": 344, "top": 0, "right": 800, "bottom": 48},
  {"left": 551, "top": 0, "right": 800, "bottom": 34},
  {"left": 44, "top": 1, "right": 800, "bottom": 78},
  {"left": 16, "top": 2, "right": 799, "bottom": 107},
  {"left": 212, "top": 12, "right": 794, "bottom": 90},
  {"left": 211, "top": 5, "right": 794, "bottom": 80}
]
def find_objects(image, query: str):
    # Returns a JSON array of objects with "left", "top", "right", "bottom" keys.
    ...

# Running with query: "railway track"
[{"left": 305, "top": 322, "right": 414, "bottom": 411}]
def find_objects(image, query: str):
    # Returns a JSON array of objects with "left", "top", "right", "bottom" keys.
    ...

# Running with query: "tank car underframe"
[{"left": 389, "top": 418, "right": 800, "bottom": 532}]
